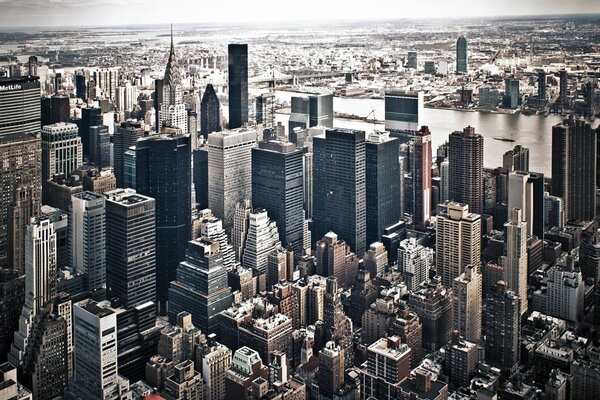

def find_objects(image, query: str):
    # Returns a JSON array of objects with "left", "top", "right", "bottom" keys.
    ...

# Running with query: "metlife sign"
[
  {"left": 0, "top": 80, "right": 39, "bottom": 92},
  {"left": 0, "top": 84, "right": 23, "bottom": 92}
]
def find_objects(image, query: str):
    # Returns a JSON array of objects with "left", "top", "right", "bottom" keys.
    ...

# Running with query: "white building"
[
  {"left": 398, "top": 237, "right": 432, "bottom": 291},
  {"left": 503, "top": 208, "right": 529, "bottom": 316},
  {"left": 546, "top": 256, "right": 584, "bottom": 323},
  {"left": 453, "top": 264, "right": 482, "bottom": 342},
  {"left": 241, "top": 209, "right": 280, "bottom": 275}
]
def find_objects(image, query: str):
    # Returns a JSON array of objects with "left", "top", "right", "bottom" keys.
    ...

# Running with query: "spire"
[
  {"left": 170, "top": 22, "right": 174, "bottom": 52},
  {"left": 164, "top": 23, "right": 181, "bottom": 89}
]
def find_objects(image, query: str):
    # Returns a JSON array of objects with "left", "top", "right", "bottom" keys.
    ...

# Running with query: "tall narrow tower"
[
  {"left": 159, "top": 25, "right": 187, "bottom": 132},
  {"left": 448, "top": 126, "right": 484, "bottom": 215},
  {"left": 228, "top": 44, "right": 249, "bottom": 129},
  {"left": 503, "top": 208, "right": 528, "bottom": 316},
  {"left": 456, "top": 36, "right": 468, "bottom": 74}
]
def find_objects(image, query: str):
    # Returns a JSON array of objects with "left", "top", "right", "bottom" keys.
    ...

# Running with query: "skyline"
[{"left": 1, "top": 0, "right": 600, "bottom": 28}]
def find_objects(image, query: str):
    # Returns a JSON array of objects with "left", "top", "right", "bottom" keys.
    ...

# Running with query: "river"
[{"left": 271, "top": 90, "right": 571, "bottom": 176}]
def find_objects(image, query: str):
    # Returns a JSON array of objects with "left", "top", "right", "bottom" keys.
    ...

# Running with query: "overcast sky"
[{"left": 0, "top": 0, "right": 599, "bottom": 28}]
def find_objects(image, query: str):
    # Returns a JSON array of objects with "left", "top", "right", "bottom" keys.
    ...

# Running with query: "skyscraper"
[
  {"left": 360, "top": 336, "right": 411, "bottom": 400},
  {"left": 508, "top": 171, "right": 533, "bottom": 234},
  {"left": 255, "top": 92, "right": 276, "bottom": 131},
  {"left": 136, "top": 133, "right": 191, "bottom": 307},
  {"left": 456, "top": 36, "right": 468, "bottom": 74},
  {"left": 70, "top": 300, "right": 121, "bottom": 400},
  {"left": 315, "top": 232, "right": 359, "bottom": 289},
  {"left": 503, "top": 145, "right": 530, "bottom": 173},
  {"left": 365, "top": 131, "right": 401, "bottom": 245},
  {"left": 551, "top": 116, "right": 597, "bottom": 222},
  {"left": 0, "top": 76, "right": 42, "bottom": 273},
  {"left": 88, "top": 125, "right": 110, "bottom": 169},
  {"left": 0, "top": 269, "right": 24, "bottom": 362},
  {"left": 384, "top": 91, "right": 424, "bottom": 131},
  {"left": 105, "top": 188, "right": 156, "bottom": 308},
  {"left": 252, "top": 140, "right": 305, "bottom": 254},
  {"left": 228, "top": 44, "right": 248, "bottom": 129},
  {"left": 537, "top": 69, "right": 547, "bottom": 101},
  {"left": 309, "top": 93, "right": 334, "bottom": 128},
  {"left": 200, "top": 83, "right": 221, "bottom": 138},
  {"left": 504, "top": 77, "right": 520, "bottom": 109},
  {"left": 75, "top": 71, "right": 86, "bottom": 101},
  {"left": 448, "top": 126, "right": 484, "bottom": 215},
  {"left": 559, "top": 69, "right": 568, "bottom": 106},
  {"left": 80, "top": 107, "right": 102, "bottom": 159},
  {"left": 198, "top": 336, "right": 232, "bottom": 400},
  {"left": 410, "top": 126, "right": 432, "bottom": 228},
  {"left": 436, "top": 202, "right": 481, "bottom": 288},
  {"left": 398, "top": 237, "right": 432, "bottom": 291},
  {"left": 159, "top": 27, "right": 187, "bottom": 132},
  {"left": 207, "top": 128, "right": 256, "bottom": 231},
  {"left": 41, "top": 122, "right": 82, "bottom": 204},
  {"left": 114, "top": 120, "right": 144, "bottom": 188},
  {"left": 313, "top": 128, "right": 366, "bottom": 256},
  {"left": 195, "top": 209, "right": 235, "bottom": 270},
  {"left": 241, "top": 209, "right": 281, "bottom": 276},
  {"left": 168, "top": 237, "right": 232, "bottom": 335},
  {"left": 452, "top": 264, "right": 482, "bottom": 342},
  {"left": 484, "top": 281, "right": 520, "bottom": 377},
  {"left": 69, "top": 191, "right": 106, "bottom": 298},
  {"left": 503, "top": 208, "right": 528, "bottom": 316},
  {"left": 28, "top": 55, "right": 38, "bottom": 76}
]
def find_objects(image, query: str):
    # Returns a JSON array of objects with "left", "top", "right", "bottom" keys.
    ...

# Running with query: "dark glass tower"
[
  {"left": 114, "top": 120, "right": 144, "bottom": 188},
  {"left": 136, "top": 133, "right": 191, "bottom": 308},
  {"left": 193, "top": 147, "right": 209, "bottom": 210},
  {"left": 448, "top": 126, "right": 484, "bottom": 215},
  {"left": 456, "top": 36, "right": 467, "bottom": 74},
  {"left": 365, "top": 131, "right": 401, "bottom": 246},
  {"left": 200, "top": 83, "right": 221, "bottom": 139},
  {"left": 227, "top": 44, "right": 248, "bottom": 129},
  {"left": 552, "top": 116, "right": 597, "bottom": 222},
  {"left": 309, "top": 94, "right": 334, "bottom": 128},
  {"left": 313, "top": 128, "right": 366, "bottom": 256},
  {"left": 168, "top": 237, "right": 232, "bottom": 335},
  {"left": 528, "top": 172, "right": 545, "bottom": 240},
  {"left": 89, "top": 125, "right": 110, "bottom": 169},
  {"left": 105, "top": 189, "right": 156, "bottom": 308},
  {"left": 80, "top": 107, "right": 102, "bottom": 160},
  {"left": 252, "top": 141, "right": 304, "bottom": 254},
  {"left": 75, "top": 72, "right": 86, "bottom": 101},
  {"left": 41, "top": 95, "right": 70, "bottom": 127}
]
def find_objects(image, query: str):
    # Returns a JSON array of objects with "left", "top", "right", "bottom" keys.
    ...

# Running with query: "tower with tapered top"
[{"left": 158, "top": 24, "right": 187, "bottom": 132}]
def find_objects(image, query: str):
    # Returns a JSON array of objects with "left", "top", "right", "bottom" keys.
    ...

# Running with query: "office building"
[
  {"left": 228, "top": 44, "right": 249, "bottom": 129},
  {"left": 239, "top": 312, "right": 293, "bottom": 365},
  {"left": 559, "top": 69, "right": 568, "bottom": 106},
  {"left": 363, "top": 241, "right": 388, "bottom": 278},
  {"left": 105, "top": 189, "right": 156, "bottom": 308},
  {"left": 313, "top": 128, "right": 366, "bottom": 256},
  {"left": 256, "top": 92, "right": 275, "bottom": 130},
  {"left": 398, "top": 237, "right": 432, "bottom": 291},
  {"left": 241, "top": 209, "right": 281, "bottom": 275},
  {"left": 288, "top": 96, "right": 310, "bottom": 140},
  {"left": 408, "top": 278, "right": 453, "bottom": 352},
  {"left": 195, "top": 209, "right": 235, "bottom": 270},
  {"left": 504, "top": 77, "right": 520, "bottom": 109},
  {"left": 224, "top": 347, "right": 268, "bottom": 399},
  {"left": 159, "top": 29, "right": 187, "bottom": 132},
  {"left": 538, "top": 69, "right": 547, "bottom": 101},
  {"left": 546, "top": 257, "right": 584, "bottom": 323},
  {"left": 445, "top": 331, "right": 478, "bottom": 389},
  {"left": 365, "top": 131, "right": 401, "bottom": 245},
  {"left": 69, "top": 191, "right": 106, "bottom": 297},
  {"left": 41, "top": 122, "right": 82, "bottom": 204},
  {"left": 207, "top": 128, "right": 256, "bottom": 230},
  {"left": 232, "top": 199, "right": 252, "bottom": 262},
  {"left": 321, "top": 277, "right": 353, "bottom": 366},
  {"left": 484, "top": 281, "right": 520, "bottom": 376},
  {"left": 28, "top": 55, "right": 37, "bottom": 76},
  {"left": 436, "top": 202, "right": 481, "bottom": 288},
  {"left": 80, "top": 107, "right": 102, "bottom": 159},
  {"left": 0, "top": 269, "right": 24, "bottom": 362},
  {"left": 162, "top": 360, "right": 204, "bottom": 400},
  {"left": 315, "top": 232, "right": 359, "bottom": 289},
  {"left": 360, "top": 336, "right": 411, "bottom": 400},
  {"left": 193, "top": 147, "right": 208, "bottom": 209},
  {"left": 200, "top": 83, "right": 221, "bottom": 138},
  {"left": 503, "top": 145, "right": 530, "bottom": 173},
  {"left": 41, "top": 94, "right": 70, "bottom": 127},
  {"left": 317, "top": 341, "right": 345, "bottom": 398},
  {"left": 0, "top": 76, "right": 42, "bottom": 273},
  {"left": 384, "top": 91, "right": 424, "bottom": 131},
  {"left": 197, "top": 335, "right": 232, "bottom": 400},
  {"left": 552, "top": 116, "right": 597, "bottom": 222},
  {"left": 309, "top": 93, "right": 334, "bottom": 128},
  {"left": 503, "top": 208, "right": 529, "bottom": 316},
  {"left": 448, "top": 126, "right": 484, "bottom": 214},
  {"left": 409, "top": 126, "right": 432, "bottom": 228},
  {"left": 452, "top": 264, "right": 482, "bottom": 342},
  {"left": 89, "top": 125, "right": 110, "bottom": 169},
  {"left": 0, "top": 362, "right": 32, "bottom": 399},
  {"left": 168, "top": 237, "right": 232, "bottom": 334},
  {"left": 75, "top": 71, "right": 86, "bottom": 100},
  {"left": 405, "top": 51, "right": 418, "bottom": 68},
  {"left": 456, "top": 36, "right": 468, "bottom": 74},
  {"left": 508, "top": 171, "right": 533, "bottom": 235},
  {"left": 93, "top": 67, "right": 118, "bottom": 100},
  {"left": 70, "top": 300, "right": 121, "bottom": 400},
  {"left": 252, "top": 140, "right": 305, "bottom": 254},
  {"left": 136, "top": 133, "right": 191, "bottom": 306},
  {"left": 114, "top": 120, "right": 144, "bottom": 188},
  {"left": 580, "top": 230, "right": 600, "bottom": 283},
  {"left": 528, "top": 172, "right": 545, "bottom": 240}
]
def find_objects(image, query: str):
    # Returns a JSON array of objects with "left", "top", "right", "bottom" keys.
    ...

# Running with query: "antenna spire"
[{"left": 170, "top": 22, "right": 174, "bottom": 51}]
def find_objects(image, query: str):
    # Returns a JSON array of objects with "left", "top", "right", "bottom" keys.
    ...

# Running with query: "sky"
[{"left": 0, "top": 0, "right": 599, "bottom": 28}]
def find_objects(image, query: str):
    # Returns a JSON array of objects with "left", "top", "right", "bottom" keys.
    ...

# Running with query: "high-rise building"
[
  {"left": 70, "top": 300, "right": 121, "bottom": 400},
  {"left": 503, "top": 208, "right": 528, "bottom": 316},
  {"left": 88, "top": 125, "right": 110, "bottom": 169},
  {"left": 224, "top": 347, "right": 268, "bottom": 399},
  {"left": 363, "top": 242, "right": 388, "bottom": 279},
  {"left": 508, "top": 171, "right": 533, "bottom": 236},
  {"left": 200, "top": 83, "right": 221, "bottom": 138},
  {"left": 9, "top": 217, "right": 57, "bottom": 368},
  {"left": 408, "top": 278, "right": 453, "bottom": 352},
  {"left": 410, "top": 126, "right": 433, "bottom": 228},
  {"left": 551, "top": 116, "right": 597, "bottom": 222},
  {"left": 360, "top": 336, "right": 411, "bottom": 400},
  {"left": 197, "top": 335, "right": 232, "bottom": 400},
  {"left": 162, "top": 359, "right": 204, "bottom": 400},
  {"left": 41, "top": 94, "right": 70, "bottom": 127},
  {"left": 252, "top": 140, "right": 305, "bottom": 254},
  {"left": 365, "top": 131, "right": 401, "bottom": 245},
  {"left": 484, "top": 281, "right": 520, "bottom": 376},
  {"left": 41, "top": 122, "right": 82, "bottom": 204},
  {"left": 528, "top": 172, "right": 545, "bottom": 240},
  {"left": 159, "top": 28, "right": 187, "bottom": 132},
  {"left": 436, "top": 202, "right": 481, "bottom": 288},
  {"left": 136, "top": 133, "right": 191, "bottom": 306},
  {"left": 384, "top": 91, "right": 424, "bottom": 131},
  {"left": 580, "top": 230, "right": 600, "bottom": 283},
  {"left": 288, "top": 96, "right": 310, "bottom": 140},
  {"left": 28, "top": 55, "right": 38, "bottom": 76},
  {"left": 114, "top": 120, "right": 144, "bottom": 188},
  {"left": 80, "top": 107, "right": 102, "bottom": 159},
  {"left": 313, "top": 128, "right": 366, "bottom": 256},
  {"left": 232, "top": 199, "right": 252, "bottom": 262},
  {"left": 448, "top": 126, "right": 484, "bottom": 214},
  {"left": 318, "top": 341, "right": 345, "bottom": 398},
  {"left": 309, "top": 93, "right": 334, "bottom": 128},
  {"left": 398, "top": 238, "right": 432, "bottom": 291},
  {"left": 559, "top": 69, "right": 568, "bottom": 106},
  {"left": 93, "top": 68, "right": 119, "bottom": 101},
  {"left": 504, "top": 77, "right": 520, "bottom": 109},
  {"left": 545, "top": 258, "right": 584, "bottom": 323},
  {"left": 452, "top": 264, "right": 482, "bottom": 342},
  {"left": 195, "top": 209, "right": 235, "bottom": 270},
  {"left": 315, "top": 232, "right": 359, "bottom": 289},
  {"left": 445, "top": 331, "right": 478, "bottom": 389},
  {"left": 69, "top": 191, "right": 106, "bottom": 297},
  {"left": 228, "top": 44, "right": 249, "bottom": 129},
  {"left": 0, "top": 269, "right": 24, "bottom": 362},
  {"left": 255, "top": 92, "right": 275, "bottom": 131},
  {"left": 538, "top": 69, "right": 547, "bottom": 101},
  {"left": 321, "top": 277, "right": 353, "bottom": 365},
  {"left": 239, "top": 312, "right": 293, "bottom": 366},
  {"left": 192, "top": 147, "right": 208, "bottom": 209},
  {"left": 405, "top": 51, "right": 418, "bottom": 69},
  {"left": 456, "top": 36, "right": 468, "bottom": 74},
  {"left": 168, "top": 237, "right": 232, "bottom": 335},
  {"left": 105, "top": 188, "right": 156, "bottom": 308},
  {"left": 0, "top": 76, "right": 42, "bottom": 273},
  {"left": 241, "top": 209, "right": 281, "bottom": 276},
  {"left": 75, "top": 71, "right": 86, "bottom": 100},
  {"left": 503, "top": 145, "right": 530, "bottom": 172},
  {"left": 207, "top": 128, "right": 256, "bottom": 230}
]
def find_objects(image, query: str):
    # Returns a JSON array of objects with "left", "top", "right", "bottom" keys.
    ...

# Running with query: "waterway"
[{"left": 272, "top": 90, "right": 571, "bottom": 176}]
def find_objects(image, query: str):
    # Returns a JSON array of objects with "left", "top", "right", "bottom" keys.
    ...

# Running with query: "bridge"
[{"left": 250, "top": 68, "right": 351, "bottom": 86}]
